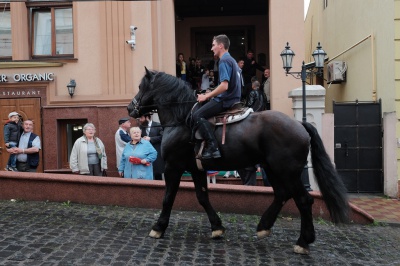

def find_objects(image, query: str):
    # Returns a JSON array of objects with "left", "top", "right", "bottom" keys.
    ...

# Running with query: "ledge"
[{"left": 0, "top": 171, "right": 373, "bottom": 225}]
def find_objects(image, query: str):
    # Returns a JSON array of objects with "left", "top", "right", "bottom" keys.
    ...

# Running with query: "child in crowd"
[{"left": 3, "top": 112, "right": 21, "bottom": 171}]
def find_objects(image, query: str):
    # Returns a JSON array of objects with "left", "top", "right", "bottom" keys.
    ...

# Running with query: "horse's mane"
[{"left": 143, "top": 70, "right": 197, "bottom": 125}]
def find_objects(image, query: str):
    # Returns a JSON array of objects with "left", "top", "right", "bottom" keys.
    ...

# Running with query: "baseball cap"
[
  {"left": 118, "top": 117, "right": 130, "bottom": 125},
  {"left": 8, "top": 112, "right": 19, "bottom": 119}
]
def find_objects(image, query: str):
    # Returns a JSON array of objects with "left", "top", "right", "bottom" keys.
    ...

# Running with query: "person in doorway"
[
  {"left": 242, "top": 49, "right": 265, "bottom": 88},
  {"left": 115, "top": 117, "right": 132, "bottom": 169},
  {"left": 237, "top": 59, "right": 246, "bottom": 103},
  {"left": 6, "top": 119, "right": 41, "bottom": 172},
  {"left": 245, "top": 80, "right": 265, "bottom": 112},
  {"left": 176, "top": 53, "right": 188, "bottom": 81},
  {"left": 3, "top": 111, "right": 21, "bottom": 171},
  {"left": 70, "top": 123, "right": 107, "bottom": 176},
  {"left": 261, "top": 68, "right": 271, "bottom": 110},
  {"left": 207, "top": 54, "right": 219, "bottom": 83},
  {"left": 194, "top": 34, "right": 241, "bottom": 159},
  {"left": 138, "top": 113, "right": 164, "bottom": 180},
  {"left": 118, "top": 126, "right": 157, "bottom": 179}
]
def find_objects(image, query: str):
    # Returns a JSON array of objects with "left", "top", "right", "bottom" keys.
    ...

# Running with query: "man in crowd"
[
  {"left": 242, "top": 49, "right": 265, "bottom": 89},
  {"left": 262, "top": 68, "right": 271, "bottom": 110},
  {"left": 115, "top": 117, "right": 132, "bottom": 169},
  {"left": 138, "top": 113, "right": 164, "bottom": 180},
  {"left": 7, "top": 119, "right": 41, "bottom": 172}
]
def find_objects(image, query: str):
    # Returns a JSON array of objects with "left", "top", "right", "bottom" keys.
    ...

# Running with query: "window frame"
[
  {"left": 0, "top": 4, "right": 12, "bottom": 59},
  {"left": 27, "top": 1, "right": 74, "bottom": 59}
]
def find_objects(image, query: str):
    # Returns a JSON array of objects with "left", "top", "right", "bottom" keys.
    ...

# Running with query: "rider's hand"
[{"left": 197, "top": 93, "right": 208, "bottom": 103}]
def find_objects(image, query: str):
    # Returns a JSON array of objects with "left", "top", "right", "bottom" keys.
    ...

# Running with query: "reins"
[{"left": 134, "top": 71, "right": 198, "bottom": 128}]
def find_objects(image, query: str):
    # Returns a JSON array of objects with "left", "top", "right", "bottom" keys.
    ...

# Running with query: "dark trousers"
[
  {"left": 16, "top": 161, "right": 37, "bottom": 172},
  {"left": 154, "top": 173, "right": 163, "bottom": 180},
  {"left": 238, "top": 167, "right": 257, "bottom": 186},
  {"left": 261, "top": 168, "right": 271, "bottom": 186},
  {"left": 88, "top": 163, "right": 102, "bottom": 176},
  {"left": 192, "top": 99, "right": 224, "bottom": 122}
]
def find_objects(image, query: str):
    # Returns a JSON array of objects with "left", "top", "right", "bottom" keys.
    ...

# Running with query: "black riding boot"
[{"left": 198, "top": 118, "right": 221, "bottom": 159}]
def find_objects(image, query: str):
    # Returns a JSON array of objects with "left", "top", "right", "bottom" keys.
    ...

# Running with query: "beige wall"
[
  {"left": 269, "top": 0, "right": 305, "bottom": 115},
  {"left": 306, "top": 0, "right": 400, "bottom": 187},
  {"left": 395, "top": 0, "right": 400, "bottom": 185},
  {"left": 306, "top": 0, "right": 395, "bottom": 113}
]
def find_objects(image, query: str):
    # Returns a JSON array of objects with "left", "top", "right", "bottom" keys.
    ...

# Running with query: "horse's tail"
[{"left": 302, "top": 122, "right": 350, "bottom": 224}]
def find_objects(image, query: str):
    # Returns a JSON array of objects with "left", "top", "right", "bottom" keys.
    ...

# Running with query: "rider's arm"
[{"left": 198, "top": 81, "right": 228, "bottom": 102}]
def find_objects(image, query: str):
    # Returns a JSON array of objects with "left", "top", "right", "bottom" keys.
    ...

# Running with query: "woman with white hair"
[
  {"left": 70, "top": 123, "right": 107, "bottom": 176},
  {"left": 118, "top": 127, "right": 157, "bottom": 179}
]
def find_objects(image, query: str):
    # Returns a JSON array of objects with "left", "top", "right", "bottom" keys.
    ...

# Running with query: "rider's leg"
[
  {"left": 192, "top": 100, "right": 224, "bottom": 159},
  {"left": 197, "top": 118, "right": 221, "bottom": 159}
]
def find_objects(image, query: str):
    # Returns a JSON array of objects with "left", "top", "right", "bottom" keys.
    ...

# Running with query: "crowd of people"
[{"left": 4, "top": 34, "right": 270, "bottom": 185}]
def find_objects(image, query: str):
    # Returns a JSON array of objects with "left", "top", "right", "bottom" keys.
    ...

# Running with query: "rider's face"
[{"left": 211, "top": 40, "right": 222, "bottom": 58}]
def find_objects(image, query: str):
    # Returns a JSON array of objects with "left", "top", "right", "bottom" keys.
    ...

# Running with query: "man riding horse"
[{"left": 194, "top": 34, "right": 242, "bottom": 159}]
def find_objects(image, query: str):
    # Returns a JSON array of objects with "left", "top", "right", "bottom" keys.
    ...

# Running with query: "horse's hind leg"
[
  {"left": 149, "top": 167, "right": 183, "bottom": 239},
  {"left": 256, "top": 187, "right": 290, "bottom": 238},
  {"left": 292, "top": 182, "right": 315, "bottom": 255},
  {"left": 191, "top": 171, "right": 225, "bottom": 238}
]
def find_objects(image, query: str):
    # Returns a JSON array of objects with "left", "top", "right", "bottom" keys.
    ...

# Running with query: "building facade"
[
  {"left": 305, "top": 0, "right": 399, "bottom": 197},
  {"left": 0, "top": 0, "right": 304, "bottom": 176}
]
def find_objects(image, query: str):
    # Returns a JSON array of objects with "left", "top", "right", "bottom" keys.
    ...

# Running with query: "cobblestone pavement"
[{"left": 0, "top": 200, "right": 399, "bottom": 266}]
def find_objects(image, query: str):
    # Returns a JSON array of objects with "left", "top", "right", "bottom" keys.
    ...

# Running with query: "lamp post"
[{"left": 280, "top": 42, "right": 327, "bottom": 190}]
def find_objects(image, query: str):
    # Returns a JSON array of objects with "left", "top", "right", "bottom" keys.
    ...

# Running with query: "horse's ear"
[{"left": 144, "top": 67, "right": 152, "bottom": 79}]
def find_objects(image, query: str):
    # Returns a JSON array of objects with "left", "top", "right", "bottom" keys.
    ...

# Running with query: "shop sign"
[{"left": 0, "top": 73, "right": 54, "bottom": 82}]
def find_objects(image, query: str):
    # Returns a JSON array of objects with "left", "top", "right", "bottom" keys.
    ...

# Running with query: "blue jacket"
[{"left": 118, "top": 139, "right": 157, "bottom": 180}]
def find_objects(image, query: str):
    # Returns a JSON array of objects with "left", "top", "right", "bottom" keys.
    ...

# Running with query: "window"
[
  {"left": 29, "top": 3, "right": 73, "bottom": 57},
  {"left": 0, "top": 7, "right": 12, "bottom": 58}
]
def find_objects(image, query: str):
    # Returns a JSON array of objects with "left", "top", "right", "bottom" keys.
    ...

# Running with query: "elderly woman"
[
  {"left": 70, "top": 123, "right": 107, "bottom": 176},
  {"left": 118, "top": 126, "right": 157, "bottom": 179}
]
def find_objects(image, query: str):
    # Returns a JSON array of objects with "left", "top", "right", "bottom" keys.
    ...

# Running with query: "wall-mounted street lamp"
[
  {"left": 67, "top": 79, "right": 76, "bottom": 98},
  {"left": 280, "top": 42, "right": 327, "bottom": 190}
]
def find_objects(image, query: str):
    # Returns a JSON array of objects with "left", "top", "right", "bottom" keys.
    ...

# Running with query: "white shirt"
[{"left": 17, "top": 132, "right": 41, "bottom": 162}]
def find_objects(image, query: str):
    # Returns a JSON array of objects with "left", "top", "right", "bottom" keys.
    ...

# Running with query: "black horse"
[{"left": 127, "top": 68, "right": 349, "bottom": 254}]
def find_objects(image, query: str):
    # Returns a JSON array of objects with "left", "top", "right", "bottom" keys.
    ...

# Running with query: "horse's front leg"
[
  {"left": 191, "top": 170, "right": 225, "bottom": 238},
  {"left": 149, "top": 167, "right": 183, "bottom": 239}
]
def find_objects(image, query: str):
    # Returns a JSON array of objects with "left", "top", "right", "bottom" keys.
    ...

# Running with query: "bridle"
[
  {"left": 130, "top": 73, "right": 159, "bottom": 117},
  {"left": 130, "top": 73, "right": 197, "bottom": 127}
]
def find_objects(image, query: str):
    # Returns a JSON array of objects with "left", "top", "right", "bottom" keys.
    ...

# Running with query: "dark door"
[{"left": 333, "top": 100, "right": 383, "bottom": 193}]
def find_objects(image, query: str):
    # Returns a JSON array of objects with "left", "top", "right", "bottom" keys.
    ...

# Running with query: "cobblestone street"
[{"left": 0, "top": 200, "right": 399, "bottom": 265}]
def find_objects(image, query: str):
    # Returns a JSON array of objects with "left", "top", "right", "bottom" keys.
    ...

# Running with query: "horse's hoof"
[
  {"left": 211, "top": 229, "right": 224, "bottom": 239},
  {"left": 293, "top": 245, "right": 310, "bottom": 255},
  {"left": 149, "top": 230, "right": 162, "bottom": 239},
  {"left": 256, "top": 230, "right": 271, "bottom": 239}
]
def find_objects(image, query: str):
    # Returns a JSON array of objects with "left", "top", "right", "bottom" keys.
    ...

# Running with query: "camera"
[{"left": 126, "top": 40, "right": 136, "bottom": 45}]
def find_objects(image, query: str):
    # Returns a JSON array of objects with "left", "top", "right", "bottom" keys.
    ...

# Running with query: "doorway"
[
  {"left": 0, "top": 98, "right": 42, "bottom": 172},
  {"left": 333, "top": 100, "right": 383, "bottom": 193}
]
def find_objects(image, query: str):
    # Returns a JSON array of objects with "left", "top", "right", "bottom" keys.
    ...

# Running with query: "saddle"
[{"left": 192, "top": 102, "right": 254, "bottom": 145}]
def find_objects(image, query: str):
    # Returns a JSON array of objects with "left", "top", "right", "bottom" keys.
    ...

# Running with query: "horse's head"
[{"left": 127, "top": 67, "right": 158, "bottom": 118}]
